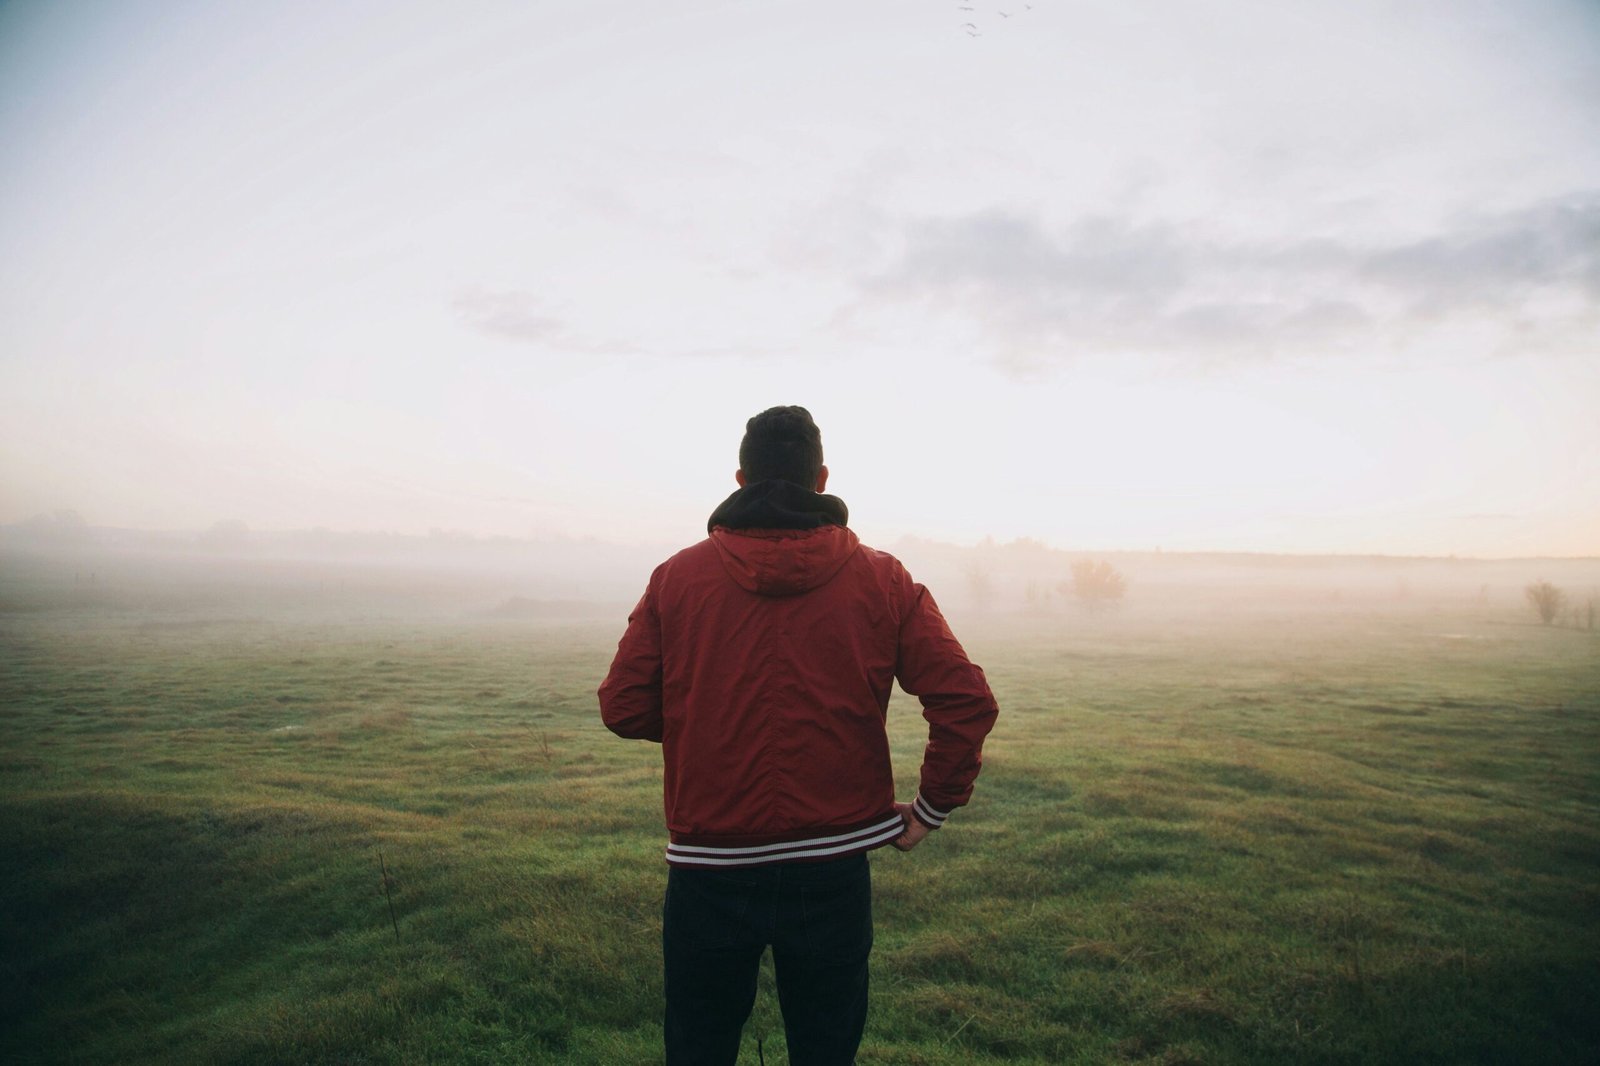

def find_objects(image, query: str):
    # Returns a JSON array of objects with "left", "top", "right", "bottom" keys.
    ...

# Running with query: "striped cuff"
[{"left": 911, "top": 793, "right": 951, "bottom": 830}]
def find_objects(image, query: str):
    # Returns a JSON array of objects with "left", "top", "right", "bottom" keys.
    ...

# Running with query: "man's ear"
[
  {"left": 735, "top": 469, "right": 747, "bottom": 487},
  {"left": 815, "top": 465, "right": 829, "bottom": 492}
]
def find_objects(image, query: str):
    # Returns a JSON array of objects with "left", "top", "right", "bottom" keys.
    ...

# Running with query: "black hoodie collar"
[{"left": 706, "top": 479, "right": 849, "bottom": 534}]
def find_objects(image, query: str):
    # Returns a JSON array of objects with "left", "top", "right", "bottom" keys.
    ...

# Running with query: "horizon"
[
  {"left": 3, "top": 0, "right": 1597, "bottom": 558},
  {"left": 7, "top": 511, "right": 1599, "bottom": 565}
]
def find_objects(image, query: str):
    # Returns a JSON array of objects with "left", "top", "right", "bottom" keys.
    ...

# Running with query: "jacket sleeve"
[
  {"left": 894, "top": 574, "right": 999, "bottom": 830},
  {"left": 597, "top": 583, "right": 664, "bottom": 742}
]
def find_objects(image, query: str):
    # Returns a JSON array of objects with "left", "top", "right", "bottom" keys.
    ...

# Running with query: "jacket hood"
[{"left": 708, "top": 480, "right": 857, "bottom": 596}]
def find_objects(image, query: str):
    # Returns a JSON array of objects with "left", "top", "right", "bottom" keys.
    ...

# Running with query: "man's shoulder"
[
  {"left": 652, "top": 537, "right": 718, "bottom": 576},
  {"left": 850, "top": 538, "right": 908, "bottom": 575}
]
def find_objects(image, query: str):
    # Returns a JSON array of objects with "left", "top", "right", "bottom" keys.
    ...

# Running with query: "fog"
[{"left": 5, "top": 520, "right": 1596, "bottom": 637}]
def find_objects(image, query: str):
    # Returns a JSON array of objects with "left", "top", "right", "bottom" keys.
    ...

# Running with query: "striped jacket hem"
[{"left": 665, "top": 814, "right": 905, "bottom": 867}]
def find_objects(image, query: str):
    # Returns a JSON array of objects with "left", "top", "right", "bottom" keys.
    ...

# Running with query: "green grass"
[{"left": 2, "top": 594, "right": 1597, "bottom": 1064}]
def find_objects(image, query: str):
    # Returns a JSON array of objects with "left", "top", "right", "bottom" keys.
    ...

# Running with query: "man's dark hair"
[{"left": 739, "top": 406, "right": 824, "bottom": 489}]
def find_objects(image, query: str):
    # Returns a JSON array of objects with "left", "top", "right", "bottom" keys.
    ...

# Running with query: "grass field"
[{"left": 2, "top": 557, "right": 1598, "bottom": 1064}]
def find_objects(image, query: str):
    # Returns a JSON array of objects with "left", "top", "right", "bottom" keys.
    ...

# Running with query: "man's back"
[
  {"left": 597, "top": 406, "right": 998, "bottom": 1065},
  {"left": 599, "top": 479, "right": 995, "bottom": 864}
]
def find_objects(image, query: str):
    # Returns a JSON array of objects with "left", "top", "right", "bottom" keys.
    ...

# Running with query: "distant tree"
[
  {"left": 1061, "top": 559, "right": 1127, "bottom": 612},
  {"left": 965, "top": 563, "right": 995, "bottom": 613},
  {"left": 1023, "top": 578, "right": 1052, "bottom": 612},
  {"left": 1525, "top": 580, "right": 1564, "bottom": 625},
  {"left": 199, "top": 519, "right": 250, "bottom": 551},
  {"left": 19, "top": 509, "right": 89, "bottom": 544}
]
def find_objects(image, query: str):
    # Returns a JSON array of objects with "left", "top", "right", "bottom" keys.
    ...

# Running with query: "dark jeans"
[{"left": 663, "top": 854, "right": 872, "bottom": 1066}]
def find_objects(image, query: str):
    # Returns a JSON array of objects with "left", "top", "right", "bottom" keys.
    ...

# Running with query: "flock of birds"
[{"left": 957, "top": 3, "right": 1033, "bottom": 37}]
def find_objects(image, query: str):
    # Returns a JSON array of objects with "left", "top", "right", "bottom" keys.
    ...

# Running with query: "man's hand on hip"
[{"left": 891, "top": 801, "right": 932, "bottom": 852}]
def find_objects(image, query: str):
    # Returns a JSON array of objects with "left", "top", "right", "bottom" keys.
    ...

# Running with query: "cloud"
[
  {"left": 858, "top": 191, "right": 1600, "bottom": 370},
  {"left": 452, "top": 289, "right": 640, "bottom": 356},
  {"left": 1362, "top": 195, "right": 1600, "bottom": 307},
  {"left": 452, "top": 289, "right": 569, "bottom": 344},
  {"left": 452, "top": 288, "right": 801, "bottom": 363}
]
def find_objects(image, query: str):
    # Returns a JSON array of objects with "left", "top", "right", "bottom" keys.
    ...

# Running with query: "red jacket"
[{"left": 599, "top": 487, "right": 997, "bottom": 867}]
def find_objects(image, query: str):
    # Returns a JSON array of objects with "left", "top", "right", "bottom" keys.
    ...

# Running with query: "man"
[{"left": 598, "top": 405, "right": 998, "bottom": 1065}]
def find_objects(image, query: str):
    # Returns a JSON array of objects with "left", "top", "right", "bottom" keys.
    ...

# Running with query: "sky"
[{"left": 2, "top": 0, "right": 1597, "bottom": 557}]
